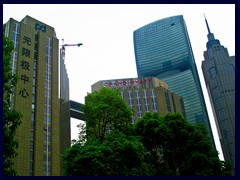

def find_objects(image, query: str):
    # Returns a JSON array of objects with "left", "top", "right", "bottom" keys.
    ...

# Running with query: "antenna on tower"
[{"left": 204, "top": 13, "right": 211, "bottom": 34}]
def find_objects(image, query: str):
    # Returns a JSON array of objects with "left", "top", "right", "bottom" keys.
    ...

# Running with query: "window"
[
  {"left": 32, "top": 78, "right": 36, "bottom": 85},
  {"left": 32, "top": 103, "right": 35, "bottom": 111},
  {"left": 30, "top": 131, "right": 34, "bottom": 140},
  {"left": 31, "top": 112, "right": 35, "bottom": 121},
  {"left": 34, "top": 43, "right": 38, "bottom": 51},
  {"left": 209, "top": 67, "right": 217, "bottom": 79},
  {"left": 165, "top": 91, "right": 171, "bottom": 113},
  {"left": 143, "top": 90, "right": 150, "bottom": 112},
  {"left": 35, "top": 34, "right": 39, "bottom": 42},
  {"left": 120, "top": 92, "right": 124, "bottom": 98},
  {"left": 31, "top": 121, "right": 35, "bottom": 129},
  {"left": 230, "top": 64, "right": 235, "bottom": 72},
  {"left": 34, "top": 52, "right": 38, "bottom": 60},
  {"left": 33, "top": 70, "right": 36, "bottom": 77},
  {"left": 32, "top": 95, "right": 35, "bottom": 102},
  {"left": 128, "top": 91, "right": 133, "bottom": 109},
  {"left": 33, "top": 61, "right": 37, "bottom": 69},
  {"left": 30, "top": 141, "right": 34, "bottom": 150}
]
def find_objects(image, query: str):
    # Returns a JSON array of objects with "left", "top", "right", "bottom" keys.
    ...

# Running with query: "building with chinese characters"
[
  {"left": 5, "top": 16, "right": 61, "bottom": 175},
  {"left": 133, "top": 15, "right": 215, "bottom": 147},
  {"left": 92, "top": 77, "right": 186, "bottom": 123},
  {"left": 202, "top": 17, "right": 235, "bottom": 172}
]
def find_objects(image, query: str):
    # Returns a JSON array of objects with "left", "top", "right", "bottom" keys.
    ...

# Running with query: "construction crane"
[{"left": 61, "top": 39, "right": 83, "bottom": 56}]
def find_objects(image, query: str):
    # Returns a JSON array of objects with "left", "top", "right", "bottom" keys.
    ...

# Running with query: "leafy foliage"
[
  {"left": 71, "top": 122, "right": 87, "bottom": 146},
  {"left": 133, "top": 113, "right": 232, "bottom": 176},
  {"left": 62, "top": 132, "right": 149, "bottom": 176},
  {"left": 82, "top": 88, "right": 132, "bottom": 142},
  {"left": 62, "top": 88, "right": 232, "bottom": 176},
  {"left": 3, "top": 24, "right": 22, "bottom": 176}
]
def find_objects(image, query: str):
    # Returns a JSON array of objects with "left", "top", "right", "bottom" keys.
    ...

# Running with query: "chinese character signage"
[
  {"left": 103, "top": 77, "right": 152, "bottom": 87},
  {"left": 18, "top": 35, "right": 32, "bottom": 98}
]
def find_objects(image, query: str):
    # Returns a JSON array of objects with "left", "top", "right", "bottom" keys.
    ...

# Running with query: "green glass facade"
[{"left": 134, "top": 15, "right": 215, "bottom": 146}]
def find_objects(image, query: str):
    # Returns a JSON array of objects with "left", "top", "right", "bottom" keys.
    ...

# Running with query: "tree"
[
  {"left": 62, "top": 139, "right": 111, "bottom": 176},
  {"left": 102, "top": 132, "right": 150, "bottom": 176},
  {"left": 82, "top": 88, "right": 132, "bottom": 143},
  {"left": 62, "top": 88, "right": 149, "bottom": 176},
  {"left": 62, "top": 132, "right": 150, "bottom": 176},
  {"left": 62, "top": 87, "right": 232, "bottom": 176},
  {"left": 133, "top": 113, "right": 233, "bottom": 176},
  {"left": 3, "top": 24, "right": 22, "bottom": 175},
  {"left": 71, "top": 122, "right": 87, "bottom": 146}
]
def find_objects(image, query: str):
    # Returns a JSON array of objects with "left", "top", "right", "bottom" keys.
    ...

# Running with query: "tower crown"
[
  {"left": 204, "top": 14, "right": 215, "bottom": 40},
  {"left": 204, "top": 14, "right": 221, "bottom": 49}
]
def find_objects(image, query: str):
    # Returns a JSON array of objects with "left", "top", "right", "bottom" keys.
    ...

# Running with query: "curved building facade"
[{"left": 134, "top": 15, "right": 215, "bottom": 146}]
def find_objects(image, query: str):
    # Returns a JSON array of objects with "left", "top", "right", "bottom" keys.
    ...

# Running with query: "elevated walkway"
[{"left": 70, "top": 100, "right": 85, "bottom": 120}]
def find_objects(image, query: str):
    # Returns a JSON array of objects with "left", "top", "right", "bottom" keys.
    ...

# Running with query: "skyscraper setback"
[
  {"left": 133, "top": 15, "right": 215, "bottom": 146},
  {"left": 202, "top": 17, "right": 235, "bottom": 172},
  {"left": 5, "top": 16, "right": 61, "bottom": 175}
]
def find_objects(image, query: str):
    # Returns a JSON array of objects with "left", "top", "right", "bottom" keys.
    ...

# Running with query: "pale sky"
[{"left": 3, "top": 4, "right": 235, "bottom": 160}]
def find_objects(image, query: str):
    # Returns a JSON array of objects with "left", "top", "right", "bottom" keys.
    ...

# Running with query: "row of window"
[
  {"left": 11, "top": 22, "right": 20, "bottom": 74},
  {"left": 126, "top": 89, "right": 159, "bottom": 118},
  {"left": 29, "top": 33, "right": 39, "bottom": 176},
  {"left": 43, "top": 37, "right": 53, "bottom": 176}
]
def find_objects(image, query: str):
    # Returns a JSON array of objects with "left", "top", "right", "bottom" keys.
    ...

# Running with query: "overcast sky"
[{"left": 3, "top": 4, "right": 235, "bottom": 160}]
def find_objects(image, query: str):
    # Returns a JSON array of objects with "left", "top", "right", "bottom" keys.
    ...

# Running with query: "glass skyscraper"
[{"left": 133, "top": 15, "right": 214, "bottom": 146}]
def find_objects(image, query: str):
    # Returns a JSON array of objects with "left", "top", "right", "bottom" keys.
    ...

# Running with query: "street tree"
[
  {"left": 82, "top": 87, "right": 132, "bottom": 143},
  {"left": 3, "top": 24, "right": 22, "bottom": 176},
  {"left": 133, "top": 112, "right": 232, "bottom": 176},
  {"left": 62, "top": 132, "right": 149, "bottom": 176}
]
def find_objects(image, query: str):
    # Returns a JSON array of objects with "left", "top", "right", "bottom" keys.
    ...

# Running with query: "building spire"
[
  {"left": 204, "top": 13, "right": 211, "bottom": 34},
  {"left": 204, "top": 13, "right": 216, "bottom": 42},
  {"left": 204, "top": 14, "right": 221, "bottom": 49}
]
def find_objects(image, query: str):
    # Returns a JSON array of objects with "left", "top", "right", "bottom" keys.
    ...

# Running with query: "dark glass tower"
[
  {"left": 202, "top": 16, "right": 235, "bottom": 173},
  {"left": 134, "top": 15, "right": 215, "bottom": 146}
]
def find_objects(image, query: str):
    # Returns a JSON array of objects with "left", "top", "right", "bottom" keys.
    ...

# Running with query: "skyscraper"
[
  {"left": 202, "top": 16, "right": 235, "bottom": 172},
  {"left": 133, "top": 15, "right": 215, "bottom": 146},
  {"left": 92, "top": 77, "right": 186, "bottom": 123},
  {"left": 59, "top": 44, "right": 71, "bottom": 174},
  {"left": 5, "top": 16, "right": 61, "bottom": 175}
]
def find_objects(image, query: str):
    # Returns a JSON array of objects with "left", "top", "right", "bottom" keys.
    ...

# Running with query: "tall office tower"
[
  {"left": 202, "top": 17, "right": 235, "bottom": 172},
  {"left": 59, "top": 45, "right": 71, "bottom": 174},
  {"left": 92, "top": 77, "right": 186, "bottom": 123},
  {"left": 133, "top": 15, "right": 215, "bottom": 147},
  {"left": 5, "top": 16, "right": 61, "bottom": 175}
]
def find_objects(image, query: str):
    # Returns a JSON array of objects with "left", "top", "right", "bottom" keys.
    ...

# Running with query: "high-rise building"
[
  {"left": 92, "top": 77, "right": 186, "bottom": 123},
  {"left": 5, "top": 16, "right": 61, "bottom": 175},
  {"left": 202, "top": 17, "right": 235, "bottom": 172},
  {"left": 133, "top": 15, "right": 215, "bottom": 146},
  {"left": 59, "top": 45, "right": 71, "bottom": 174}
]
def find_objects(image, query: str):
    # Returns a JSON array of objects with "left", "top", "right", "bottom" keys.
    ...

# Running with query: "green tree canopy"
[
  {"left": 133, "top": 113, "right": 232, "bottom": 176},
  {"left": 62, "top": 87, "right": 232, "bottom": 176},
  {"left": 82, "top": 88, "right": 132, "bottom": 143},
  {"left": 3, "top": 24, "right": 22, "bottom": 176},
  {"left": 62, "top": 132, "right": 149, "bottom": 176}
]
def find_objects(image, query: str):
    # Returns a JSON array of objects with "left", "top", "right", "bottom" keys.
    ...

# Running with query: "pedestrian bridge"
[{"left": 70, "top": 100, "right": 85, "bottom": 120}]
